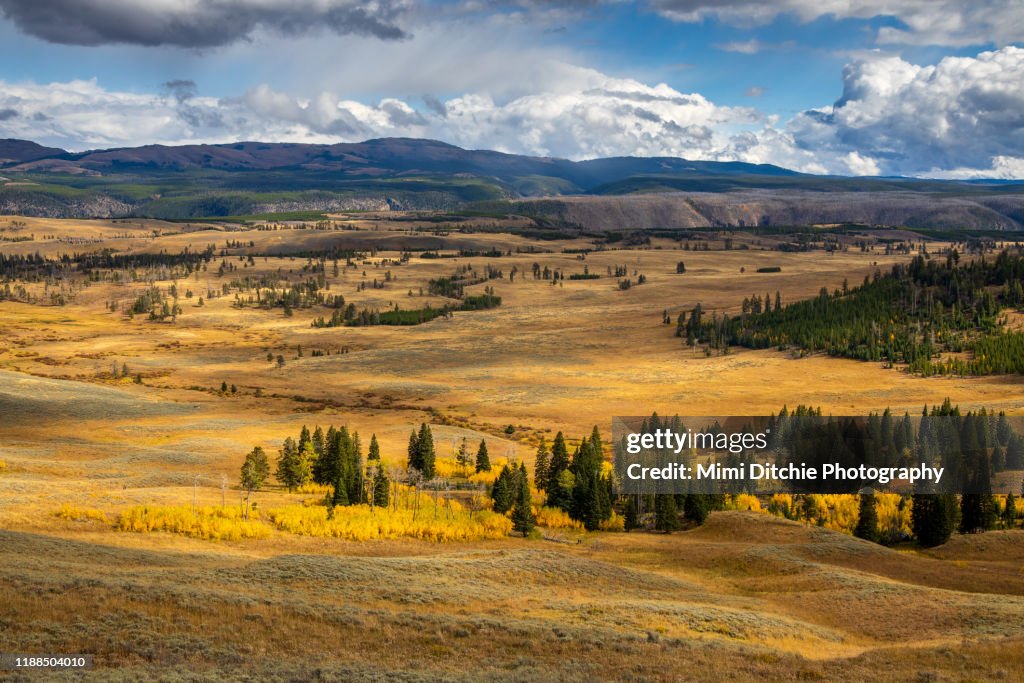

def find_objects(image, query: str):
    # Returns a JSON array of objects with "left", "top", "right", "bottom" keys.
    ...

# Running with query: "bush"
[
  {"left": 267, "top": 503, "right": 512, "bottom": 542},
  {"left": 534, "top": 506, "right": 584, "bottom": 531},
  {"left": 56, "top": 504, "right": 108, "bottom": 524},
  {"left": 117, "top": 505, "right": 270, "bottom": 541}
]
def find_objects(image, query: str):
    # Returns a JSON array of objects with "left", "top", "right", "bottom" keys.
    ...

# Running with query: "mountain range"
[{"left": 2, "top": 137, "right": 1023, "bottom": 230}]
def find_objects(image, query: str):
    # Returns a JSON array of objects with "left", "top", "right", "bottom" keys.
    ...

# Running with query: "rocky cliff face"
[{"left": 522, "top": 191, "right": 1024, "bottom": 231}]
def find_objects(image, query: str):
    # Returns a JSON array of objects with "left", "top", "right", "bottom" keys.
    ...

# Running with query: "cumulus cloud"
[
  {"left": 650, "top": 0, "right": 1024, "bottom": 47},
  {"left": 0, "top": 0, "right": 411, "bottom": 47},
  {"left": 784, "top": 46, "right": 1024, "bottom": 177},
  {"left": 2, "top": 47, "right": 1023, "bottom": 178}
]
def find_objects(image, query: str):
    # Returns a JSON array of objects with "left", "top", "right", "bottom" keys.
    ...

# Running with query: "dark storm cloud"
[
  {"left": 0, "top": 0, "right": 410, "bottom": 48},
  {"left": 0, "top": 108, "right": 18, "bottom": 120}
]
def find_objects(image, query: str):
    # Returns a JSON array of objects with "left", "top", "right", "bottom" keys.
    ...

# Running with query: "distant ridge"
[
  {"left": 0, "top": 136, "right": 800, "bottom": 192},
  {"left": 1, "top": 137, "right": 1023, "bottom": 228}
]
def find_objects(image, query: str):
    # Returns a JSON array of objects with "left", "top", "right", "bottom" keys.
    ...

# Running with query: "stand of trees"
[{"left": 679, "top": 250, "right": 1024, "bottom": 375}]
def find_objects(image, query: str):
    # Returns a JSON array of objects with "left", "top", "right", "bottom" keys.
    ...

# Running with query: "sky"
[{"left": 0, "top": 0, "right": 1023, "bottom": 178}]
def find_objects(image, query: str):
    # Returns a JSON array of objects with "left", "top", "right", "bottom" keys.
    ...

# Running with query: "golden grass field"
[{"left": 1, "top": 215, "right": 1023, "bottom": 681}]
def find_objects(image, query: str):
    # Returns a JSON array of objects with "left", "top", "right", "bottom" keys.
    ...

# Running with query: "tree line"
[{"left": 679, "top": 249, "right": 1024, "bottom": 375}]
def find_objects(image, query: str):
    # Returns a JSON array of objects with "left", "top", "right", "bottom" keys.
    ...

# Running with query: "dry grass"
[{"left": 1, "top": 217, "right": 1023, "bottom": 679}]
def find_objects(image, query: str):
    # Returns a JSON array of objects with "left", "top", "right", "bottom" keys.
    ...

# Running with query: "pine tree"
[
  {"left": 912, "top": 494, "right": 953, "bottom": 547},
  {"left": 547, "top": 469, "right": 574, "bottom": 511},
  {"left": 1006, "top": 434, "right": 1024, "bottom": 469},
  {"left": 570, "top": 439, "right": 610, "bottom": 530},
  {"left": 407, "top": 429, "right": 420, "bottom": 472},
  {"left": 417, "top": 423, "right": 436, "bottom": 479},
  {"left": 623, "top": 495, "right": 640, "bottom": 531},
  {"left": 854, "top": 492, "right": 879, "bottom": 542},
  {"left": 331, "top": 469, "right": 350, "bottom": 506},
  {"left": 548, "top": 431, "right": 570, "bottom": 489},
  {"left": 312, "top": 426, "right": 325, "bottom": 461},
  {"left": 373, "top": 467, "right": 390, "bottom": 507},
  {"left": 492, "top": 465, "right": 515, "bottom": 513},
  {"left": 475, "top": 439, "right": 491, "bottom": 472},
  {"left": 654, "top": 494, "right": 681, "bottom": 533},
  {"left": 275, "top": 437, "right": 300, "bottom": 491},
  {"left": 299, "top": 425, "right": 311, "bottom": 451},
  {"left": 368, "top": 433, "right": 381, "bottom": 461},
  {"left": 511, "top": 463, "right": 535, "bottom": 536},
  {"left": 534, "top": 437, "right": 550, "bottom": 491},
  {"left": 684, "top": 494, "right": 708, "bottom": 525},
  {"left": 1003, "top": 493, "right": 1017, "bottom": 529}
]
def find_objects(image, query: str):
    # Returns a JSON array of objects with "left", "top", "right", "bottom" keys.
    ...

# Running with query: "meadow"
[{"left": 1, "top": 213, "right": 1023, "bottom": 680}]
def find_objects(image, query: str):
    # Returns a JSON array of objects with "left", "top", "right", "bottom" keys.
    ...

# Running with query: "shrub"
[
  {"left": 534, "top": 506, "right": 584, "bottom": 531},
  {"left": 117, "top": 505, "right": 270, "bottom": 541},
  {"left": 56, "top": 504, "right": 108, "bottom": 524},
  {"left": 267, "top": 503, "right": 512, "bottom": 542}
]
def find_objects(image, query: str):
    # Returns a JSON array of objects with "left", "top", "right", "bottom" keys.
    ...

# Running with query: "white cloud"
[
  {"left": 2, "top": 47, "right": 1024, "bottom": 178},
  {"left": 784, "top": 46, "right": 1024, "bottom": 176},
  {"left": 650, "top": 0, "right": 1024, "bottom": 47}
]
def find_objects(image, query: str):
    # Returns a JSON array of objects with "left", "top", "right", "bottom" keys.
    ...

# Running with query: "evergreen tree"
[
  {"left": 368, "top": 433, "right": 381, "bottom": 461},
  {"left": 654, "top": 494, "right": 681, "bottom": 533},
  {"left": 275, "top": 437, "right": 300, "bottom": 490},
  {"left": 1003, "top": 492, "right": 1017, "bottom": 529},
  {"left": 684, "top": 493, "right": 708, "bottom": 525},
  {"left": 570, "top": 439, "right": 611, "bottom": 530},
  {"left": 854, "top": 492, "right": 880, "bottom": 542},
  {"left": 534, "top": 437, "right": 550, "bottom": 492},
  {"left": 511, "top": 463, "right": 535, "bottom": 536},
  {"left": 1006, "top": 434, "right": 1024, "bottom": 469},
  {"left": 623, "top": 495, "right": 640, "bottom": 531},
  {"left": 492, "top": 464, "right": 515, "bottom": 513},
  {"left": 960, "top": 414, "right": 998, "bottom": 533},
  {"left": 299, "top": 425, "right": 312, "bottom": 451},
  {"left": 547, "top": 469, "right": 574, "bottom": 511},
  {"left": 912, "top": 494, "right": 954, "bottom": 547},
  {"left": 373, "top": 466, "right": 390, "bottom": 507},
  {"left": 312, "top": 426, "right": 325, "bottom": 461},
  {"left": 475, "top": 439, "right": 491, "bottom": 473},
  {"left": 416, "top": 423, "right": 436, "bottom": 479},
  {"left": 331, "top": 468, "right": 350, "bottom": 506},
  {"left": 407, "top": 429, "right": 420, "bottom": 471},
  {"left": 548, "top": 432, "right": 570, "bottom": 488}
]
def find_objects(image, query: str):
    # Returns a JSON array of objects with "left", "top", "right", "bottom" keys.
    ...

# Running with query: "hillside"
[{"left": 1, "top": 137, "right": 1024, "bottom": 228}]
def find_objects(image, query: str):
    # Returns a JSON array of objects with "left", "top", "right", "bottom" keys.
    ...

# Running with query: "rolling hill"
[{"left": 2, "top": 136, "right": 1024, "bottom": 229}]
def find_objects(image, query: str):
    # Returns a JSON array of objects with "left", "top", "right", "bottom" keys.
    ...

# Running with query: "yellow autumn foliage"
[
  {"left": 117, "top": 505, "right": 270, "bottom": 541},
  {"left": 874, "top": 493, "right": 913, "bottom": 538},
  {"left": 468, "top": 457, "right": 508, "bottom": 486},
  {"left": 267, "top": 503, "right": 512, "bottom": 541},
  {"left": 56, "top": 504, "right": 108, "bottom": 524},
  {"left": 725, "top": 494, "right": 762, "bottom": 513},
  {"left": 534, "top": 506, "right": 584, "bottom": 530},
  {"left": 599, "top": 511, "right": 625, "bottom": 532}
]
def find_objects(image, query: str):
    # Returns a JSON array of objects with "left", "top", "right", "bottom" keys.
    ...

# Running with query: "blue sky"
[{"left": 0, "top": 1, "right": 1023, "bottom": 177}]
